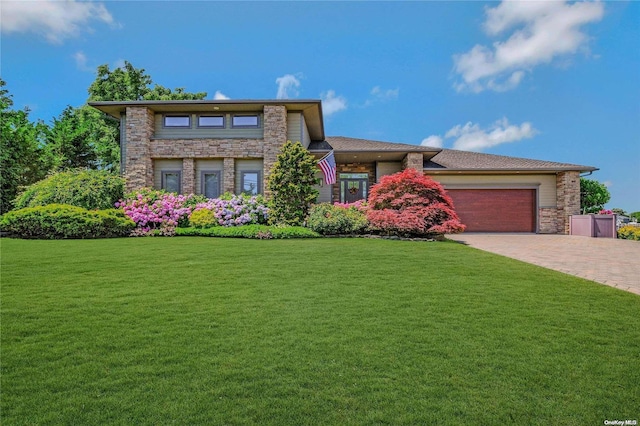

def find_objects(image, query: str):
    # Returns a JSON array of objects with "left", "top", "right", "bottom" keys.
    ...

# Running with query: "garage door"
[{"left": 446, "top": 189, "right": 536, "bottom": 232}]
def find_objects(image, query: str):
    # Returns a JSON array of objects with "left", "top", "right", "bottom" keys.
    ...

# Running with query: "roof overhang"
[
  {"left": 89, "top": 99, "right": 325, "bottom": 140},
  {"left": 425, "top": 168, "right": 599, "bottom": 174}
]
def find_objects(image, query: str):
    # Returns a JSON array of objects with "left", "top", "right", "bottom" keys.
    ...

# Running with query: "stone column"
[
  {"left": 557, "top": 171, "right": 580, "bottom": 234},
  {"left": 182, "top": 158, "right": 195, "bottom": 195},
  {"left": 223, "top": 158, "right": 235, "bottom": 194},
  {"left": 402, "top": 152, "right": 423, "bottom": 172},
  {"left": 124, "top": 106, "right": 155, "bottom": 192},
  {"left": 262, "top": 105, "right": 287, "bottom": 198}
]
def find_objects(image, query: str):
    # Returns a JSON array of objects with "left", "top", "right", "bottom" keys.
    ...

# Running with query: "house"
[{"left": 89, "top": 99, "right": 597, "bottom": 234}]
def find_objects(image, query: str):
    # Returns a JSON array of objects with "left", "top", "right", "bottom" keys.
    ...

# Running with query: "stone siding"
[
  {"left": 262, "top": 105, "right": 288, "bottom": 198},
  {"left": 557, "top": 171, "right": 580, "bottom": 234},
  {"left": 539, "top": 208, "right": 559, "bottom": 234},
  {"left": 182, "top": 158, "right": 195, "bottom": 195},
  {"left": 124, "top": 107, "right": 155, "bottom": 192},
  {"left": 402, "top": 152, "right": 423, "bottom": 171}
]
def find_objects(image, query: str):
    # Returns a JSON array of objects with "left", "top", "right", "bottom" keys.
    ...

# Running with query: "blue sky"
[{"left": 2, "top": 1, "right": 639, "bottom": 212}]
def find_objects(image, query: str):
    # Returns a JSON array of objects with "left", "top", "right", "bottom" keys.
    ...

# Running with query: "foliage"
[
  {"left": 88, "top": 61, "right": 207, "bottom": 102},
  {"left": 598, "top": 209, "right": 614, "bottom": 215},
  {"left": 629, "top": 212, "right": 640, "bottom": 222},
  {"left": 188, "top": 209, "right": 218, "bottom": 229},
  {"left": 14, "top": 169, "right": 125, "bottom": 211},
  {"left": 116, "top": 191, "right": 196, "bottom": 235},
  {"left": 0, "top": 204, "right": 134, "bottom": 239},
  {"left": 176, "top": 224, "right": 320, "bottom": 239},
  {"left": 189, "top": 195, "right": 269, "bottom": 227},
  {"left": 307, "top": 202, "right": 369, "bottom": 235},
  {"left": 366, "top": 168, "right": 465, "bottom": 236},
  {"left": 617, "top": 225, "right": 640, "bottom": 241},
  {"left": 0, "top": 78, "right": 51, "bottom": 213},
  {"left": 611, "top": 208, "right": 627, "bottom": 216},
  {"left": 45, "top": 106, "right": 98, "bottom": 170},
  {"left": 267, "top": 141, "right": 319, "bottom": 226},
  {"left": 580, "top": 178, "right": 611, "bottom": 214}
]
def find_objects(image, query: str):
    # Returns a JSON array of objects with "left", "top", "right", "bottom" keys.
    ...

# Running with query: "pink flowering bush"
[
  {"left": 333, "top": 200, "right": 368, "bottom": 213},
  {"left": 116, "top": 189, "right": 197, "bottom": 236},
  {"left": 189, "top": 194, "right": 269, "bottom": 227},
  {"left": 598, "top": 209, "right": 614, "bottom": 215}
]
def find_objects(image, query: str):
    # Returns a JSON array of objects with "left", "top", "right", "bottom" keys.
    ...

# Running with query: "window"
[
  {"left": 232, "top": 115, "right": 259, "bottom": 128},
  {"left": 161, "top": 170, "right": 182, "bottom": 193},
  {"left": 163, "top": 115, "right": 191, "bottom": 128},
  {"left": 201, "top": 171, "right": 221, "bottom": 199},
  {"left": 241, "top": 171, "right": 261, "bottom": 195},
  {"left": 198, "top": 115, "right": 225, "bottom": 128}
]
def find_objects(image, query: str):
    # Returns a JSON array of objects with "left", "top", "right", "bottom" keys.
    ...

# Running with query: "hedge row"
[
  {"left": 1, "top": 204, "right": 135, "bottom": 239},
  {"left": 175, "top": 225, "right": 319, "bottom": 239}
]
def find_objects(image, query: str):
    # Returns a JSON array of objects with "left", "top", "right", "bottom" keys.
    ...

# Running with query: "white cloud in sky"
[
  {"left": 73, "top": 51, "right": 91, "bottom": 71},
  {"left": 420, "top": 135, "right": 443, "bottom": 148},
  {"left": 453, "top": 0, "right": 604, "bottom": 93},
  {"left": 213, "top": 90, "right": 230, "bottom": 100},
  {"left": 364, "top": 86, "right": 399, "bottom": 106},
  {"left": 275, "top": 74, "right": 301, "bottom": 99},
  {"left": 1, "top": 0, "right": 115, "bottom": 43},
  {"left": 321, "top": 90, "right": 347, "bottom": 116},
  {"left": 422, "top": 118, "right": 537, "bottom": 152}
]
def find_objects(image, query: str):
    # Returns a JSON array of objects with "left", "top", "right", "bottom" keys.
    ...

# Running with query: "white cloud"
[
  {"left": 275, "top": 74, "right": 301, "bottom": 99},
  {"left": 1, "top": 0, "right": 115, "bottom": 43},
  {"left": 363, "top": 86, "right": 400, "bottom": 106},
  {"left": 320, "top": 90, "right": 347, "bottom": 117},
  {"left": 213, "top": 90, "right": 230, "bottom": 100},
  {"left": 453, "top": 0, "right": 604, "bottom": 93},
  {"left": 445, "top": 118, "right": 537, "bottom": 151},
  {"left": 73, "top": 51, "right": 91, "bottom": 71},
  {"left": 112, "top": 59, "right": 126, "bottom": 70},
  {"left": 420, "top": 135, "right": 443, "bottom": 148}
]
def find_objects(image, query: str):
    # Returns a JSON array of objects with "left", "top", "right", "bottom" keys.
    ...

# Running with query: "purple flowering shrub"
[
  {"left": 190, "top": 194, "right": 269, "bottom": 227},
  {"left": 116, "top": 190, "right": 269, "bottom": 235}
]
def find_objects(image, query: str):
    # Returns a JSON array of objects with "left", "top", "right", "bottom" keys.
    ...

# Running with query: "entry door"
[{"left": 342, "top": 178, "right": 368, "bottom": 203}]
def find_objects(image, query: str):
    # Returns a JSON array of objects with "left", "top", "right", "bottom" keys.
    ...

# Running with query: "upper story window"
[
  {"left": 163, "top": 115, "right": 191, "bottom": 128},
  {"left": 198, "top": 115, "right": 225, "bottom": 128},
  {"left": 232, "top": 115, "right": 259, "bottom": 128}
]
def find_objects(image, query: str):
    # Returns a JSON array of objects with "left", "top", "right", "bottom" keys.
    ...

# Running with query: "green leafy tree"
[
  {"left": 85, "top": 61, "right": 207, "bottom": 171},
  {"left": 46, "top": 106, "right": 98, "bottom": 170},
  {"left": 0, "top": 79, "right": 50, "bottom": 213},
  {"left": 580, "top": 177, "right": 611, "bottom": 214},
  {"left": 267, "top": 141, "right": 319, "bottom": 226}
]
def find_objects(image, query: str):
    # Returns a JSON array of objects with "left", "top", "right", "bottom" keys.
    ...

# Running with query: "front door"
[{"left": 340, "top": 173, "right": 369, "bottom": 203}]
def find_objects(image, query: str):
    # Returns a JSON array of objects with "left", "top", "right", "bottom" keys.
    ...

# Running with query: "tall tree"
[
  {"left": 580, "top": 177, "right": 611, "bottom": 214},
  {"left": 0, "top": 78, "right": 50, "bottom": 213},
  {"left": 46, "top": 106, "right": 98, "bottom": 171},
  {"left": 85, "top": 61, "right": 207, "bottom": 171}
]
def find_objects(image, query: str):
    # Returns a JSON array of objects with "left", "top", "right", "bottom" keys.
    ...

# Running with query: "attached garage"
[{"left": 446, "top": 189, "right": 537, "bottom": 233}]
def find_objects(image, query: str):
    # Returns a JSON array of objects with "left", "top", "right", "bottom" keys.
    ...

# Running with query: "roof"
[
  {"left": 315, "top": 136, "right": 597, "bottom": 173},
  {"left": 425, "top": 149, "right": 597, "bottom": 172},
  {"left": 89, "top": 99, "right": 325, "bottom": 141}
]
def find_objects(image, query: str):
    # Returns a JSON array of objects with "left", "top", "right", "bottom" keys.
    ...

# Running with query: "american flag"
[{"left": 318, "top": 150, "right": 337, "bottom": 185}]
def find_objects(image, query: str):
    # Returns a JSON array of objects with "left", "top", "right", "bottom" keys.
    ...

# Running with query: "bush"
[
  {"left": 307, "top": 203, "right": 369, "bottom": 235},
  {"left": 189, "top": 209, "right": 218, "bottom": 228},
  {"left": 175, "top": 225, "right": 319, "bottom": 239},
  {"left": 629, "top": 212, "right": 640, "bottom": 222},
  {"left": 267, "top": 141, "right": 319, "bottom": 226},
  {"left": 189, "top": 195, "right": 269, "bottom": 227},
  {"left": 0, "top": 204, "right": 135, "bottom": 239},
  {"left": 14, "top": 169, "right": 124, "bottom": 211},
  {"left": 366, "top": 168, "right": 465, "bottom": 237},
  {"left": 618, "top": 225, "right": 640, "bottom": 241}
]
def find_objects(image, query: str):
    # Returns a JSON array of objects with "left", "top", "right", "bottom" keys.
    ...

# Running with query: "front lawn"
[{"left": 1, "top": 238, "right": 639, "bottom": 424}]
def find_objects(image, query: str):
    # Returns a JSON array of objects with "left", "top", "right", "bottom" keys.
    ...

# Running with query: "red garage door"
[{"left": 447, "top": 189, "right": 536, "bottom": 232}]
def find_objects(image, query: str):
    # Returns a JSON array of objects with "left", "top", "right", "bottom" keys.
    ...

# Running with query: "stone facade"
[
  {"left": 402, "top": 152, "right": 423, "bottom": 171},
  {"left": 124, "top": 107, "right": 155, "bottom": 192},
  {"left": 556, "top": 171, "right": 580, "bottom": 234},
  {"left": 262, "top": 105, "right": 288, "bottom": 198},
  {"left": 182, "top": 158, "right": 195, "bottom": 195},
  {"left": 332, "top": 162, "right": 376, "bottom": 203},
  {"left": 539, "top": 208, "right": 559, "bottom": 234}
]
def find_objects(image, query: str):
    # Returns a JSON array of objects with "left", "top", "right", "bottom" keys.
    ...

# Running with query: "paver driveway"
[{"left": 447, "top": 234, "right": 640, "bottom": 295}]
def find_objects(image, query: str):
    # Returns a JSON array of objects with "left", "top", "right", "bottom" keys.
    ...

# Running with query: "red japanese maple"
[{"left": 366, "top": 168, "right": 465, "bottom": 236}]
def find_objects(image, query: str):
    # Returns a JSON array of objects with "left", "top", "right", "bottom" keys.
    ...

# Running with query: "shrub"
[
  {"left": 366, "top": 168, "right": 465, "bottom": 237},
  {"left": 116, "top": 190, "right": 197, "bottom": 235},
  {"left": 14, "top": 169, "right": 124, "bottom": 211},
  {"left": 307, "top": 203, "right": 369, "bottom": 235},
  {"left": 189, "top": 195, "right": 269, "bottom": 227},
  {"left": 618, "top": 225, "right": 640, "bottom": 241},
  {"left": 189, "top": 209, "right": 218, "bottom": 228},
  {"left": 175, "top": 225, "right": 319, "bottom": 239},
  {"left": 267, "top": 141, "right": 319, "bottom": 226},
  {"left": 0, "top": 204, "right": 135, "bottom": 239}
]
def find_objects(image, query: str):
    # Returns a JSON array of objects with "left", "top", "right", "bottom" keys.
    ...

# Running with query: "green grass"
[{"left": 1, "top": 237, "right": 639, "bottom": 425}]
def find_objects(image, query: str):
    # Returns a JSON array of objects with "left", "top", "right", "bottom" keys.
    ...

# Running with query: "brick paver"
[{"left": 447, "top": 234, "right": 640, "bottom": 295}]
